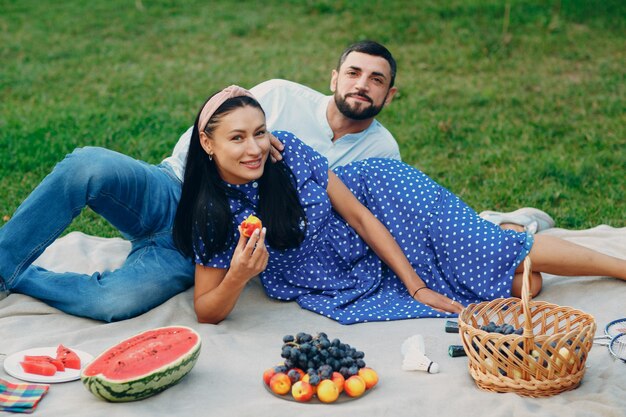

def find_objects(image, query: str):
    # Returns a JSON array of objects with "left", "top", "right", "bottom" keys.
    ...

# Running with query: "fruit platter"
[
  {"left": 3, "top": 344, "right": 92, "bottom": 383},
  {"left": 262, "top": 332, "right": 378, "bottom": 404}
]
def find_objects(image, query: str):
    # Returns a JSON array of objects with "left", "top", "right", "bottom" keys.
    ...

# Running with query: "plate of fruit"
[
  {"left": 262, "top": 332, "right": 378, "bottom": 403},
  {"left": 4, "top": 344, "right": 92, "bottom": 383}
]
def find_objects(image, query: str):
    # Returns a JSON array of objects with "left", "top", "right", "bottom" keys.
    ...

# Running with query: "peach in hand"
[{"left": 240, "top": 214, "right": 262, "bottom": 237}]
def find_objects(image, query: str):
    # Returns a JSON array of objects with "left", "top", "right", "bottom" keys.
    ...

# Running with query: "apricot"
[
  {"left": 301, "top": 374, "right": 317, "bottom": 394},
  {"left": 262, "top": 367, "right": 276, "bottom": 386},
  {"left": 291, "top": 380, "right": 314, "bottom": 402},
  {"left": 269, "top": 372, "right": 291, "bottom": 395},
  {"left": 316, "top": 379, "right": 339, "bottom": 403},
  {"left": 357, "top": 367, "right": 379, "bottom": 389},
  {"left": 331, "top": 371, "right": 345, "bottom": 394},
  {"left": 343, "top": 375, "right": 366, "bottom": 398}
]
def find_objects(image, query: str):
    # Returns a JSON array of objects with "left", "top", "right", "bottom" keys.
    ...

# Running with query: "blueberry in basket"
[{"left": 480, "top": 321, "right": 523, "bottom": 335}]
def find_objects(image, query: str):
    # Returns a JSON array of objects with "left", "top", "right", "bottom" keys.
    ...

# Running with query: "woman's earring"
[{"left": 208, "top": 153, "right": 213, "bottom": 161}]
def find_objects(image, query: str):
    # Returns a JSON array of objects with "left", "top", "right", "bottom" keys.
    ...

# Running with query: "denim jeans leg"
[
  {"left": 12, "top": 232, "right": 194, "bottom": 321},
  {"left": 0, "top": 147, "right": 193, "bottom": 319}
]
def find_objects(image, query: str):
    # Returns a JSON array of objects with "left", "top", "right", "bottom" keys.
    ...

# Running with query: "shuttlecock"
[{"left": 401, "top": 334, "right": 439, "bottom": 374}]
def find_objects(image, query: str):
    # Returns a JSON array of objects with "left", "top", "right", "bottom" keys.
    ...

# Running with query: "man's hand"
[{"left": 269, "top": 133, "right": 284, "bottom": 163}]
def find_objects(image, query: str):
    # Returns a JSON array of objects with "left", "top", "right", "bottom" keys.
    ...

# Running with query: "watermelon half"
[{"left": 81, "top": 326, "right": 201, "bottom": 402}]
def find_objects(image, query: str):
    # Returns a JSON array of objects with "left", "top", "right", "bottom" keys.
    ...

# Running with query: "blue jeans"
[{"left": 0, "top": 147, "right": 194, "bottom": 321}]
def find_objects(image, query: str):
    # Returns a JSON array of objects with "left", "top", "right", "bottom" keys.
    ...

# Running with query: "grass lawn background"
[{"left": 1, "top": 0, "right": 624, "bottom": 238}]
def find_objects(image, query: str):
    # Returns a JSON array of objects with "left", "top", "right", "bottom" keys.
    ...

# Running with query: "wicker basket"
[{"left": 458, "top": 257, "right": 596, "bottom": 397}]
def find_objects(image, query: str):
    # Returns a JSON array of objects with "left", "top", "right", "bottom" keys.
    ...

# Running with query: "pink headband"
[{"left": 197, "top": 85, "right": 255, "bottom": 133}]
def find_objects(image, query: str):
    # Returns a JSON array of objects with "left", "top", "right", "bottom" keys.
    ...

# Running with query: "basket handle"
[
  {"left": 519, "top": 256, "right": 536, "bottom": 380},
  {"left": 520, "top": 256, "right": 534, "bottom": 338}
]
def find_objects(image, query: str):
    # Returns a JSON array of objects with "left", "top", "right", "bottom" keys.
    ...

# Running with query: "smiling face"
[
  {"left": 200, "top": 105, "right": 270, "bottom": 184},
  {"left": 330, "top": 51, "right": 397, "bottom": 120}
]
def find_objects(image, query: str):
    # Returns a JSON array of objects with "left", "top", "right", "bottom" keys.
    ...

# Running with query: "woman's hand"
[
  {"left": 193, "top": 227, "right": 269, "bottom": 324},
  {"left": 229, "top": 226, "right": 269, "bottom": 281},
  {"left": 413, "top": 288, "right": 464, "bottom": 314}
]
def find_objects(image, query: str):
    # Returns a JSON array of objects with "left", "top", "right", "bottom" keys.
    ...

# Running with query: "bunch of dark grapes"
[{"left": 274, "top": 332, "right": 366, "bottom": 386}]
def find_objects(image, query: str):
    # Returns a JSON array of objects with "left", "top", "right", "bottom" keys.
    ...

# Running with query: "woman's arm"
[
  {"left": 193, "top": 227, "right": 269, "bottom": 324},
  {"left": 326, "top": 171, "right": 463, "bottom": 314}
]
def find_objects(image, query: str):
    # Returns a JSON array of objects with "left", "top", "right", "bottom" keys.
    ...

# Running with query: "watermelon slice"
[
  {"left": 56, "top": 344, "right": 81, "bottom": 369},
  {"left": 80, "top": 326, "right": 201, "bottom": 402},
  {"left": 23, "top": 355, "right": 66, "bottom": 372},
  {"left": 20, "top": 360, "right": 57, "bottom": 376}
]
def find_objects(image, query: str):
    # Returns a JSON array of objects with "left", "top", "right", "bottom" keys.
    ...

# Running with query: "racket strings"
[
  {"left": 594, "top": 319, "right": 626, "bottom": 345},
  {"left": 606, "top": 320, "right": 626, "bottom": 338},
  {"left": 609, "top": 335, "right": 626, "bottom": 362}
]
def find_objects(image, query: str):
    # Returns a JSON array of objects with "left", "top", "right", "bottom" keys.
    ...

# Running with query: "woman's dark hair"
[{"left": 173, "top": 94, "right": 306, "bottom": 263}]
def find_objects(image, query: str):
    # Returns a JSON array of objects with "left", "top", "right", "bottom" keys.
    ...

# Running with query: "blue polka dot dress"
[{"left": 195, "top": 131, "right": 533, "bottom": 324}]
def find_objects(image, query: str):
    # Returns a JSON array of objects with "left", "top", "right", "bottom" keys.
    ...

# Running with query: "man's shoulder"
[
  {"left": 361, "top": 120, "right": 400, "bottom": 159},
  {"left": 369, "top": 120, "right": 396, "bottom": 142},
  {"left": 250, "top": 79, "right": 325, "bottom": 101}
]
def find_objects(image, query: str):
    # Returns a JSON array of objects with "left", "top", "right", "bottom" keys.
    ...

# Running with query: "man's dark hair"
[{"left": 336, "top": 40, "right": 397, "bottom": 87}]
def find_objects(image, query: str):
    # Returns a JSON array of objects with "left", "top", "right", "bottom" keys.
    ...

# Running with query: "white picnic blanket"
[{"left": 1, "top": 226, "right": 624, "bottom": 416}]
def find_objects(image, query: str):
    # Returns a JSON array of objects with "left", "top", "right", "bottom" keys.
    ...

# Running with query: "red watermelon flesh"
[
  {"left": 81, "top": 326, "right": 201, "bottom": 402},
  {"left": 82, "top": 326, "right": 199, "bottom": 380}
]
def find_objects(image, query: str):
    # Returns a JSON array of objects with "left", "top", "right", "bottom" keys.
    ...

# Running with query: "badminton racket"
[
  {"left": 593, "top": 318, "right": 626, "bottom": 345},
  {"left": 607, "top": 334, "right": 626, "bottom": 363},
  {"left": 593, "top": 318, "right": 626, "bottom": 363}
]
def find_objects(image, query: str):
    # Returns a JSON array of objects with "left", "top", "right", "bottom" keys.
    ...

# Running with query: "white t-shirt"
[{"left": 162, "top": 79, "right": 400, "bottom": 180}]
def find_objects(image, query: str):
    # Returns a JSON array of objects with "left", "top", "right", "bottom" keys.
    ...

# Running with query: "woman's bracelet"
[{"left": 412, "top": 286, "right": 428, "bottom": 299}]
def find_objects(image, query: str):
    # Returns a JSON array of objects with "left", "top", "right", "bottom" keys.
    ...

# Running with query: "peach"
[
  {"left": 269, "top": 372, "right": 291, "bottom": 395},
  {"left": 343, "top": 375, "right": 366, "bottom": 398},
  {"left": 301, "top": 374, "right": 317, "bottom": 394},
  {"left": 331, "top": 371, "right": 345, "bottom": 394},
  {"left": 240, "top": 214, "right": 262, "bottom": 237},
  {"left": 357, "top": 367, "right": 379, "bottom": 389},
  {"left": 316, "top": 379, "right": 339, "bottom": 403},
  {"left": 291, "top": 380, "right": 314, "bottom": 402},
  {"left": 262, "top": 367, "right": 276, "bottom": 386}
]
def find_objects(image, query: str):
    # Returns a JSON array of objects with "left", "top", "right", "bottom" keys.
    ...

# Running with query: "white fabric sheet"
[{"left": 1, "top": 226, "right": 624, "bottom": 416}]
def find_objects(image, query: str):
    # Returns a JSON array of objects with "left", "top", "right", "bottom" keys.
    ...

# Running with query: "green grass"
[{"left": 1, "top": 0, "right": 624, "bottom": 237}]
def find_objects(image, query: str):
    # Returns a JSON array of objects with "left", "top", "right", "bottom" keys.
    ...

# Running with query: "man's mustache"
[{"left": 345, "top": 92, "right": 373, "bottom": 103}]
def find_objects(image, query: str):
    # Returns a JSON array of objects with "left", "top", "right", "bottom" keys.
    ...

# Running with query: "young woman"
[{"left": 173, "top": 85, "right": 626, "bottom": 325}]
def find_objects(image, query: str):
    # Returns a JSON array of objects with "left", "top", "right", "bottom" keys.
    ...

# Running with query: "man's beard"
[{"left": 334, "top": 92, "right": 385, "bottom": 121}]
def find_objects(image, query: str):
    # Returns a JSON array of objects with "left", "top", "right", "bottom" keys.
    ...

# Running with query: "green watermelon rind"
[{"left": 80, "top": 326, "right": 201, "bottom": 402}]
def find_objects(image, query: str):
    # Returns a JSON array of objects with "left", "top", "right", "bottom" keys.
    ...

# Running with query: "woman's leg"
[
  {"left": 511, "top": 234, "right": 626, "bottom": 297},
  {"left": 529, "top": 235, "right": 626, "bottom": 279}
]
